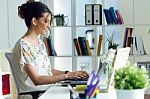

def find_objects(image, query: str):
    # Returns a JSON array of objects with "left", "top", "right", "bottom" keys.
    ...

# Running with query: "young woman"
[{"left": 13, "top": 1, "right": 88, "bottom": 94}]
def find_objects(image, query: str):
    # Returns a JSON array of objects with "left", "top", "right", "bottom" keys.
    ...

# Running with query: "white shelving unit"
[
  {"left": 119, "top": 0, "right": 150, "bottom": 63},
  {"left": 43, "top": 0, "right": 105, "bottom": 72},
  {"left": 41, "top": 0, "right": 150, "bottom": 73}
]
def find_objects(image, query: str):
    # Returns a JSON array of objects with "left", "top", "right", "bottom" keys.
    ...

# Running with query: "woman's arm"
[
  {"left": 51, "top": 68, "right": 65, "bottom": 75},
  {"left": 24, "top": 64, "right": 67, "bottom": 85},
  {"left": 24, "top": 64, "right": 89, "bottom": 85}
]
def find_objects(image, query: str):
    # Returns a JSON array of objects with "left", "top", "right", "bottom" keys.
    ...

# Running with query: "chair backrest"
[
  {"left": 5, "top": 53, "right": 20, "bottom": 93},
  {"left": 5, "top": 53, "right": 46, "bottom": 99}
]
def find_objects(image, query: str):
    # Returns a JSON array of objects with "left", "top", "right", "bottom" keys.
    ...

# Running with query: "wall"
[{"left": 0, "top": 0, "right": 27, "bottom": 49}]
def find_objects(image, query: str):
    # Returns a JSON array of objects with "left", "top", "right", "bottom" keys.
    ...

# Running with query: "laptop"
[
  {"left": 106, "top": 47, "right": 130, "bottom": 91},
  {"left": 60, "top": 57, "right": 106, "bottom": 86},
  {"left": 61, "top": 47, "right": 130, "bottom": 87}
]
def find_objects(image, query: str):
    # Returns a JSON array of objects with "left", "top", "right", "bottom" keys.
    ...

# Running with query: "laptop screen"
[{"left": 107, "top": 47, "right": 130, "bottom": 91}]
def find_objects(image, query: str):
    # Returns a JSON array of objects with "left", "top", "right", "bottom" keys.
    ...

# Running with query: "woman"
[{"left": 13, "top": 1, "right": 88, "bottom": 95}]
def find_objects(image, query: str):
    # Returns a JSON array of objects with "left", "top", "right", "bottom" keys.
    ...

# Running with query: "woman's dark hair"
[{"left": 18, "top": 2, "right": 52, "bottom": 28}]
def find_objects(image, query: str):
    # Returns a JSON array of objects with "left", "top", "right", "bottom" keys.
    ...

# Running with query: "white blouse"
[{"left": 13, "top": 38, "right": 53, "bottom": 92}]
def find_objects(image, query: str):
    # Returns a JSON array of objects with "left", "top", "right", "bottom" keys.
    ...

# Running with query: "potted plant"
[
  {"left": 114, "top": 63, "right": 149, "bottom": 99},
  {"left": 107, "top": 33, "right": 119, "bottom": 50}
]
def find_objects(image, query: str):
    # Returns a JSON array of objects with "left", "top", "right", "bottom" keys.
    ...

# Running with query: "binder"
[
  {"left": 85, "top": 4, "right": 93, "bottom": 25},
  {"left": 93, "top": 4, "right": 102, "bottom": 25}
]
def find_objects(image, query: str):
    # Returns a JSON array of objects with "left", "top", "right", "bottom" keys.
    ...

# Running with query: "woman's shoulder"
[{"left": 13, "top": 38, "right": 29, "bottom": 51}]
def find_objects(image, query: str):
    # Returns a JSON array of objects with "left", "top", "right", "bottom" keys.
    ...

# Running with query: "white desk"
[
  {"left": 97, "top": 91, "right": 117, "bottom": 99},
  {"left": 38, "top": 85, "right": 117, "bottom": 99},
  {"left": 38, "top": 86, "right": 70, "bottom": 99}
]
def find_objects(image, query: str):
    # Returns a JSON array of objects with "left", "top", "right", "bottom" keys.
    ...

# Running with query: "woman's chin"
[{"left": 41, "top": 32, "right": 48, "bottom": 37}]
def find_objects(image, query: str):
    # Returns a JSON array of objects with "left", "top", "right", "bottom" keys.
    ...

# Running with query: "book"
[
  {"left": 43, "top": 37, "right": 51, "bottom": 56},
  {"left": 129, "top": 37, "right": 134, "bottom": 55},
  {"left": 78, "top": 37, "right": 88, "bottom": 56},
  {"left": 135, "top": 35, "right": 146, "bottom": 55},
  {"left": 126, "top": 28, "right": 133, "bottom": 47},
  {"left": 103, "top": 9, "right": 114, "bottom": 24},
  {"left": 49, "top": 36, "right": 57, "bottom": 56},
  {"left": 109, "top": 7, "right": 119, "bottom": 24},
  {"left": 115, "top": 10, "right": 124, "bottom": 24},
  {"left": 85, "top": 40, "right": 92, "bottom": 56},
  {"left": 73, "top": 38, "right": 82, "bottom": 56},
  {"left": 2, "top": 74, "right": 10, "bottom": 95},
  {"left": 97, "top": 35, "right": 102, "bottom": 56},
  {"left": 123, "top": 27, "right": 133, "bottom": 48},
  {"left": 43, "top": 36, "right": 57, "bottom": 56}
]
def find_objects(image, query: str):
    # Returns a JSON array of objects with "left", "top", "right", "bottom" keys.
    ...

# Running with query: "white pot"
[{"left": 116, "top": 89, "right": 144, "bottom": 99}]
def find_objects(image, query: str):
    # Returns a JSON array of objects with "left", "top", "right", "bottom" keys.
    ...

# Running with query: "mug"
[{"left": 53, "top": 14, "right": 68, "bottom": 26}]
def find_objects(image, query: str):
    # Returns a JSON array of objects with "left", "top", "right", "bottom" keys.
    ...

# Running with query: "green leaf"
[{"left": 114, "top": 63, "right": 149, "bottom": 89}]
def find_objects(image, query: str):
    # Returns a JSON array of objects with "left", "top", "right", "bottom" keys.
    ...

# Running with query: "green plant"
[
  {"left": 114, "top": 63, "right": 149, "bottom": 90},
  {"left": 107, "top": 33, "right": 119, "bottom": 49}
]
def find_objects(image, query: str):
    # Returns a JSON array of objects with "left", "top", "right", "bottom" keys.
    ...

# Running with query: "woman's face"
[{"left": 35, "top": 12, "right": 51, "bottom": 35}]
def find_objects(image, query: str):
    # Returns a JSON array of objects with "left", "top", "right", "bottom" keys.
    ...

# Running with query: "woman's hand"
[{"left": 67, "top": 71, "right": 89, "bottom": 80}]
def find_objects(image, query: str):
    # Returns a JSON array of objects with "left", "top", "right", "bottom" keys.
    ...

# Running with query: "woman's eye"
[{"left": 45, "top": 20, "right": 50, "bottom": 23}]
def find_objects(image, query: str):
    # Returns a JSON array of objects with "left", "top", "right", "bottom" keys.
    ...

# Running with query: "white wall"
[
  {"left": 0, "top": 0, "right": 27, "bottom": 49},
  {"left": 0, "top": 0, "right": 9, "bottom": 48}
]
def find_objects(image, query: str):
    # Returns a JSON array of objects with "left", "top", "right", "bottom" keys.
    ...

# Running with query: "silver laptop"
[{"left": 60, "top": 58, "right": 104, "bottom": 85}]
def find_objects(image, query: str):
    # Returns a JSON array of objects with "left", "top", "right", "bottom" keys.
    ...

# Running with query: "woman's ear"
[{"left": 31, "top": 17, "right": 37, "bottom": 26}]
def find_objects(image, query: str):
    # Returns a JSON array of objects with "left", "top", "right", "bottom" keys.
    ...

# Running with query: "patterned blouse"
[
  {"left": 13, "top": 38, "right": 53, "bottom": 92},
  {"left": 20, "top": 38, "right": 53, "bottom": 76}
]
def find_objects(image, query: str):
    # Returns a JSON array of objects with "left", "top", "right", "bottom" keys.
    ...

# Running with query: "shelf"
[
  {"left": 49, "top": 55, "right": 103, "bottom": 57},
  {"left": 43, "top": 0, "right": 150, "bottom": 71}
]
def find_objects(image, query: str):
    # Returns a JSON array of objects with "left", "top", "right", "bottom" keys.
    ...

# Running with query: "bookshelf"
[
  {"left": 42, "top": 0, "right": 115, "bottom": 72},
  {"left": 119, "top": 0, "right": 150, "bottom": 64},
  {"left": 41, "top": 0, "right": 150, "bottom": 74}
]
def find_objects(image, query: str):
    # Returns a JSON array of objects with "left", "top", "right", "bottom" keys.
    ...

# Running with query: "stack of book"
[
  {"left": 73, "top": 37, "right": 91, "bottom": 56},
  {"left": 74, "top": 35, "right": 103, "bottom": 56},
  {"left": 103, "top": 7, "right": 124, "bottom": 25}
]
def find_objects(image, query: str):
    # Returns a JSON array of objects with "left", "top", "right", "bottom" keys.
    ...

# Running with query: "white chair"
[{"left": 5, "top": 53, "right": 45, "bottom": 99}]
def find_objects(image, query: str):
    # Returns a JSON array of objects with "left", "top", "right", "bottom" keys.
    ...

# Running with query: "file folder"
[
  {"left": 93, "top": 4, "right": 102, "bottom": 25},
  {"left": 85, "top": 4, "right": 93, "bottom": 25}
]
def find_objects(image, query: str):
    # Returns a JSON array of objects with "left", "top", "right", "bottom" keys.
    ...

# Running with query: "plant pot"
[
  {"left": 116, "top": 89, "right": 144, "bottom": 99},
  {"left": 108, "top": 45, "right": 117, "bottom": 50}
]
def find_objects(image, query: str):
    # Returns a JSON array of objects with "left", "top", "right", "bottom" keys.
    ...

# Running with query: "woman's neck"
[{"left": 22, "top": 29, "right": 40, "bottom": 47}]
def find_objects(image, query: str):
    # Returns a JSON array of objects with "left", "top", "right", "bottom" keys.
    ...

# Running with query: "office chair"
[{"left": 5, "top": 53, "right": 45, "bottom": 99}]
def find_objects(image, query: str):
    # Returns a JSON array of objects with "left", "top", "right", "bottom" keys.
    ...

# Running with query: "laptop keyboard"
[{"left": 65, "top": 77, "right": 88, "bottom": 81}]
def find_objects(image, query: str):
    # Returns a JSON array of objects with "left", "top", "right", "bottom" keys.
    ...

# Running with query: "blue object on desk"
[
  {"left": 86, "top": 71, "right": 100, "bottom": 97},
  {"left": 79, "top": 93, "right": 97, "bottom": 99}
]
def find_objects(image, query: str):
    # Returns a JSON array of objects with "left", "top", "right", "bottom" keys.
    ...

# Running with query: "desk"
[
  {"left": 38, "top": 86, "right": 70, "bottom": 99},
  {"left": 97, "top": 91, "right": 117, "bottom": 99},
  {"left": 38, "top": 85, "right": 117, "bottom": 99}
]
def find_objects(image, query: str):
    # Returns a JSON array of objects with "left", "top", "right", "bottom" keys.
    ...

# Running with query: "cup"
[
  {"left": 80, "top": 62, "right": 89, "bottom": 72},
  {"left": 53, "top": 14, "right": 68, "bottom": 26}
]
